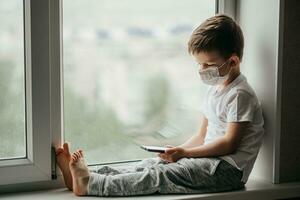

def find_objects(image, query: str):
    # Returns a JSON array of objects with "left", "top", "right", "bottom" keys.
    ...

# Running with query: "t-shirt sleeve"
[
  {"left": 226, "top": 90, "right": 257, "bottom": 122},
  {"left": 199, "top": 87, "right": 212, "bottom": 117},
  {"left": 200, "top": 100, "right": 207, "bottom": 117}
]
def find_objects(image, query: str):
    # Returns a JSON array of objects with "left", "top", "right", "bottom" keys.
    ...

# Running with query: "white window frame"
[
  {"left": 0, "top": 0, "right": 62, "bottom": 189},
  {"left": 216, "top": 0, "right": 236, "bottom": 18},
  {"left": 0, "top": 0, "right": 236, "bottom": 192}
]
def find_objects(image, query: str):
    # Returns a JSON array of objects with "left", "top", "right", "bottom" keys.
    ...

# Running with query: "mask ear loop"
[
  {"left": 217, "top": 59, "right": 230, "bottom": 69},
  {"left": 225, "top": 60, "right": 234, "bottom": 77},
  {"left": 217, "top": 59, "right": 231, "bottom": 77},
  {"left": 215, "top": 60, "right": 232, "bottom": 91}
]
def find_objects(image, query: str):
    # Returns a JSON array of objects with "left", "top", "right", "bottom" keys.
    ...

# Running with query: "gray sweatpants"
[{"left": 87, "top": 157, "right": 244, "bottom": 196}]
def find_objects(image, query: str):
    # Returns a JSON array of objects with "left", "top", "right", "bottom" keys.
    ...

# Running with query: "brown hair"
[{"left": 188, "top": 14, "right": 244, "bottom": 60}]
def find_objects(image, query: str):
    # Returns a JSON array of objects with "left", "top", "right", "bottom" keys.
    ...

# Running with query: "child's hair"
[{"left": 188, "top": 14, "right": 244, "bottom": 60}]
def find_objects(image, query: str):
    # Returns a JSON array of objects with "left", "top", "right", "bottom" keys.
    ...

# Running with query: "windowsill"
[{"left": 1, "top": 178, "right": 300, "bottom": 200}]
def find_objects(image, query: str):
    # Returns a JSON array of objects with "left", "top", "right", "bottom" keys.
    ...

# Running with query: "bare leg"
[
  {"left": 56, "top": 143, "right": 73, "bottom": 190},
  {"left": 69, "top": 150, "right": 90, "bottom": 196}
]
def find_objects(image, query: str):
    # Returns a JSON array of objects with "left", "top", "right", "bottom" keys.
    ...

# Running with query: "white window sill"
[{"left": 0, "top": 178, "right": 300, "bottom": 200}]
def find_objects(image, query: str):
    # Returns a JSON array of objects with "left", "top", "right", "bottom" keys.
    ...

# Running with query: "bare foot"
[
  {"left": 69, "top": 150, "right": 90, "bottom": 196},
  {"left": 56, "top": 143, "right": 73, "bottom": 190}
]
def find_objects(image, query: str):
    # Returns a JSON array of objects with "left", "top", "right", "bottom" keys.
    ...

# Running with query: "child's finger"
[
  {"left": 157, "top": 154, "right": 165, "bottom": 160},
  {"left": 165, "top": 147, "right": 177, "bottom": 154},
  {"left": 160, "top": 154, "right": 168, "bottom": 160}
]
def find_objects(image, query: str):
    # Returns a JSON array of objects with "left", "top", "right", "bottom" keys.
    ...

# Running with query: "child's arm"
[
  {"left": 160, "top": 121, "right": 248, "bottom": 162},
  {"left": 179, "top": 117, "right": 208, "bottom": 148},
  {"left": 184, "top": 122, "right": 248, "bottom": 158}
]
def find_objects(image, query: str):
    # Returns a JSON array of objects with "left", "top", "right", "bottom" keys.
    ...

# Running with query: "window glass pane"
[
  {"left": 63, "top": 0, "right": 215, "bottom": 164},
  {"left": 0, "top": 0, "right": 26, "bottom": 159}
]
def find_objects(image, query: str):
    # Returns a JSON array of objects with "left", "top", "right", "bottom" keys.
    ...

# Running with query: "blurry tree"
[
  {"left": 144, "top": 75, "right": 169, "bottom": 121},
  {"left": 64, "top": 85, "right": 140, "bottom": 162}
]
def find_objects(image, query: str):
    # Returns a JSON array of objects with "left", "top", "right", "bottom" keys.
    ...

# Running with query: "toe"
[
  {"left": 75, "top": 152, "right": 81, "bottom": 160},
  {"left": 56, "top": 148, "right": 64, "bottom": 155},
  {"left": 63, "top": 142, "right": 71, "bottom": 155},
  {"left": 75, "top": 151, "right": 81, "bottom": 158},
  {"left": 78, "top": 150, "right": 84, "bottom": 157},
  {"left": 71, "top": 154, "right": 77, "bottom": 162}
]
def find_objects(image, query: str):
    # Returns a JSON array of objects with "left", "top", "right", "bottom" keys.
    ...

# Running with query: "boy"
[{"left": 56, "top": 14, "right": 264, "bottom": 196}]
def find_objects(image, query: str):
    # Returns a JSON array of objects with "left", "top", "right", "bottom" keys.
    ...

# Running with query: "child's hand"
[{"left": 158, "top": 146, "right": 186, "bottom": 163}]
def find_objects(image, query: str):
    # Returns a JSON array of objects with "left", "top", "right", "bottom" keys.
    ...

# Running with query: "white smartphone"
[{"left": 140, "top": 145, "right": 168, "bottom": 153}]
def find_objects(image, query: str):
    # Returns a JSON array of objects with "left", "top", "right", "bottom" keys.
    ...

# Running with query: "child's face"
[{"left": 193, "top": 51, "right": 230, "bottom": 77}]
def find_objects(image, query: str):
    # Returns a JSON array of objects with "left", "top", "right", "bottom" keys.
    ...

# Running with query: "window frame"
[
  {"left": 0, "top": 0, "right": 235, "bottom": 193},
  {"left": 216, "top": 0, "right": 237, "bottom": 18},
  {"left": 0, "top": 0, "right": 62, "bottom": 188}
]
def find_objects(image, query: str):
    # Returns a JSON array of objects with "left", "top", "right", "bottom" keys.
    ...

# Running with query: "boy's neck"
[{"left": 217, "top": 69, "right": 241, "bottom": 91}]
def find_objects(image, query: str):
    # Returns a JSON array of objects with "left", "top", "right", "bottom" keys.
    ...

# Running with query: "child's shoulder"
[
  {"left": 230, "top": 83, "right": 256, "bottom": 98},
  {"left": 225, "top": 75, "right": 259, "bottom": 105},
  {"left": 230, "top": 74, "right": 256, "bottom": 95}
]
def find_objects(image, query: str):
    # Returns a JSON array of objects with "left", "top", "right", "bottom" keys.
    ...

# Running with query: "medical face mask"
[{"left": 198, "top": 60, "right": 230, "bottom": 86}]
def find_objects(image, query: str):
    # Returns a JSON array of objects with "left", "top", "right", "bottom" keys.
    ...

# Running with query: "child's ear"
[{"left": 229, "top": 55, "right": 240, "bottom": 67}]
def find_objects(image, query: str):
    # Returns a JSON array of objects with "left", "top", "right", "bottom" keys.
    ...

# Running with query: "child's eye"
[
  {"left": 202, "top": 64, "right": 214, "bottom": 68},
  {"left": 206, "top": 64, "right": 215, "bottom": 67},
  {"left": 195, "top": 63, "right": 215, "bottom": 69}
]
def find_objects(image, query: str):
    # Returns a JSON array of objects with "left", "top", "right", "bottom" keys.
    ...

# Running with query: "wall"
[
  {"left": 236, "top": 0, "right": 300, "bottom": 183},
  {"left": 236, "top": 0, "right": 281, "bottom": 183}
]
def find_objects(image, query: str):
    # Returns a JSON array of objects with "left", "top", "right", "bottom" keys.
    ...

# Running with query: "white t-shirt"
[{"left": 200, "top": 73, "right": 264, "bottom": 183}]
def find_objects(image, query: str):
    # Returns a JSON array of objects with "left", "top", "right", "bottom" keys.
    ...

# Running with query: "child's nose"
[
  {"left": 197, "top": 63, "right": 202, "bottom": 68},
  {"left": 199, "top": 64, "right": 208, "bottom": 70}
]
